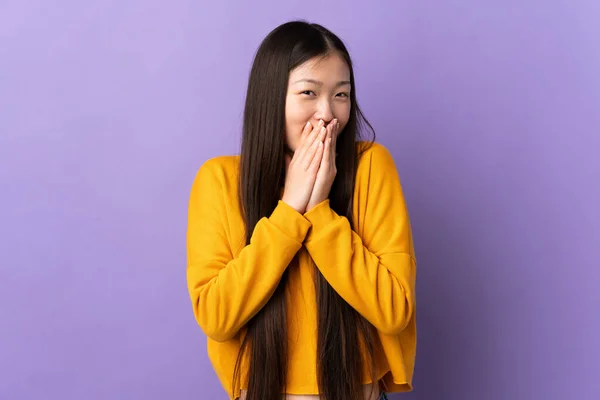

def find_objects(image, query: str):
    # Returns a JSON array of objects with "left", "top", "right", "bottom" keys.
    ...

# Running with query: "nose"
[{"left": 315, "top": 98, "right": 335, "bottom": 125}]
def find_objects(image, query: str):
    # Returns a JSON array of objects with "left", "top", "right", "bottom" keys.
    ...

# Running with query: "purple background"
[{"left": 1, "top": 1, "right": 599, "bottom": 399}]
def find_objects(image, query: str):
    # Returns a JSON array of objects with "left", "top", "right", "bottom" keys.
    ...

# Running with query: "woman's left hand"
[{"left": 305, "top": 118, "right": 339, "bottom": 213}]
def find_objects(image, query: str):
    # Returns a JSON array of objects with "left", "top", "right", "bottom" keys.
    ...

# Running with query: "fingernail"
[
  {"left": 305, "top": 121, "right": 311, "bottom": 128},
  {"left": 319, "top": 119, "right": 324, "bottom": 127}
]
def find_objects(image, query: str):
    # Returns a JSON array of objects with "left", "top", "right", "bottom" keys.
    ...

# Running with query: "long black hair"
[{"left": 234, "top": 20, "right": 379, "bottom": 400}]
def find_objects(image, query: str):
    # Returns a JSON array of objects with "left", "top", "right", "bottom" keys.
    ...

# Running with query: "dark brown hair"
[{"left": 234, "top": 20, "right": 378, "bottom": 400}]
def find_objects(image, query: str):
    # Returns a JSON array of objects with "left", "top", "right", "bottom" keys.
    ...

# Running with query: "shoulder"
[
  {"left": 356, "top": 141, "right": 397, "bottom": 174},
  {"left": 191, "top": 154, "right": 240, "bottom": 194},
  {"left": 195, "top": 154, "right": 240, "bottom": 180},
  {"left": 198, "top": 154, "right": 240, "bottom": 173},
  {"left": 354, "top": 141, "right": 404, "bottom": 201}
]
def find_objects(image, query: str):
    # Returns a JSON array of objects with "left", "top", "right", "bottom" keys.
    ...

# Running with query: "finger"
[
  {"left": 302, "top": 129, "right": 323, "bottom": 170},
  {"left": 322, "top": 136, "right": 330, "bottom": 169},
  {"left": 329, "top": 119, "right": 337, "bottom": 141},
  {"left": 300, "top": 125, "right": 326, "bottom": 168},
  {"left": 300, "top": 121, "right": 312, "bottom": 141},
  {"left": 320, "top": 125, "right": 328, "bottom": 141},
  {"left": 331, "top": 120, "right": 338, "bottom": 165},
  {"left": 297, "top": 120, "right": 322, "bottom": 160},
  {"left": 332, "top": 121, "right": 338, "bottom": 153},
  {"left": 324, "top": 121, "right": 334, "bottom": 157},
  {"left": 306, "top": 119, "right": 324, "bottom": 144},
  {"left": 294, "top": 122, "right": 313, "bottom": 161},
  {"left": 309, "top": 139, "right": 324, "bottom": 171}
]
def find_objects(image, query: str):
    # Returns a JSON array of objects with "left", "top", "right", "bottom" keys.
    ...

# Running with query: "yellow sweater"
[{"left": 186, "top": 141, "right": 416, "bottom": 399}]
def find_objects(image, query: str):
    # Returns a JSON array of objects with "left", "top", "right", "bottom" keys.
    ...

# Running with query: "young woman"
[{"left": 186, "top": 21, "right": 417, "bottom": 400}]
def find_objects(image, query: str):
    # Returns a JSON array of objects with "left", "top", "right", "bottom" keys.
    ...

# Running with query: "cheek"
[
  {"left": 284, "top": 128, "right": 301, "bottom": 151},
  {"left": 286, "top": 99, "right": 312, "bottom": 123},
  {"left": 336, "top": 114, "right": 350, "bottom": 134},
  {"left": 285, "top": 101, "right": 313, "bottom": 149},
  {"left": 334, "top": 103, "right": 350, "bottom": 123}
]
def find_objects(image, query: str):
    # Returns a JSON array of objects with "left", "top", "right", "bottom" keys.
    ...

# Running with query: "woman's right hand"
[{"left": 282, "top": 119, "right": 328, "bottom": 214}]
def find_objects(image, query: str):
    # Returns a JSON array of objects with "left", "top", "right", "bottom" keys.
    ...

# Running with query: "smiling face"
[{"left": 284, "top": 52, "right": 351, "bottom": 154}]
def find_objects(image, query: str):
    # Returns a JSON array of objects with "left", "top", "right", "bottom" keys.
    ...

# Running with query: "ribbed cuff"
[
  {"left": 303, "top": 199, "right": 340, "bottom": 241},
  {"left": 268, "top": 200, "right": 312, "bottom": 243}
]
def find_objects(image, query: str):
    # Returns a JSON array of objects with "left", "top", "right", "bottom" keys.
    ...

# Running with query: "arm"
[
  {"left": 303, "top": 144, "right": 416, "bottom": 335},
  {"left": 186, "top": 160, "right": 312, "bottom": 342}
]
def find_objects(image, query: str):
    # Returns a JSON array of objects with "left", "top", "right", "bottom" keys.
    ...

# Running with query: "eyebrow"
[{"left": 293, "top": 79, "right": 351, "bottom": 87}]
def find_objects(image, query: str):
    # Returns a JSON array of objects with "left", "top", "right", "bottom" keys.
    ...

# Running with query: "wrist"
[
  {"left": 305, "top": 200, "right": 320, "bottom": 213},
  {"left": 281, "top": 198, "right": 305, "bottom": 214}
]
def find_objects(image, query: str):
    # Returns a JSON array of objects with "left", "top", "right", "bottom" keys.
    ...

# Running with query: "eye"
[
  {"left": 301, "top": 90, "right": 316, "bottom": 96},
  {"left": 337, "top": 92, "right": 349, "bottom": 98}
]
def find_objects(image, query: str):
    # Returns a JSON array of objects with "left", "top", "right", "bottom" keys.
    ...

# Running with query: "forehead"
[{"left": 289, "top": 53, "right": 350, "bottom": 81}]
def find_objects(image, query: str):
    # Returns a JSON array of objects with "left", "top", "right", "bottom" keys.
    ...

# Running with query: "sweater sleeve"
[
  {"left": 302, "top": 144, "right": 416, "bottom": 335},
  {"left": 186, "top": 159, "right": 312, "bottom": 342}
]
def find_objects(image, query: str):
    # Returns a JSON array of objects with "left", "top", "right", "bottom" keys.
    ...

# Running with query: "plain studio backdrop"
[{"left": 1, "top": 1, "right": 599, "bottom": 399}]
